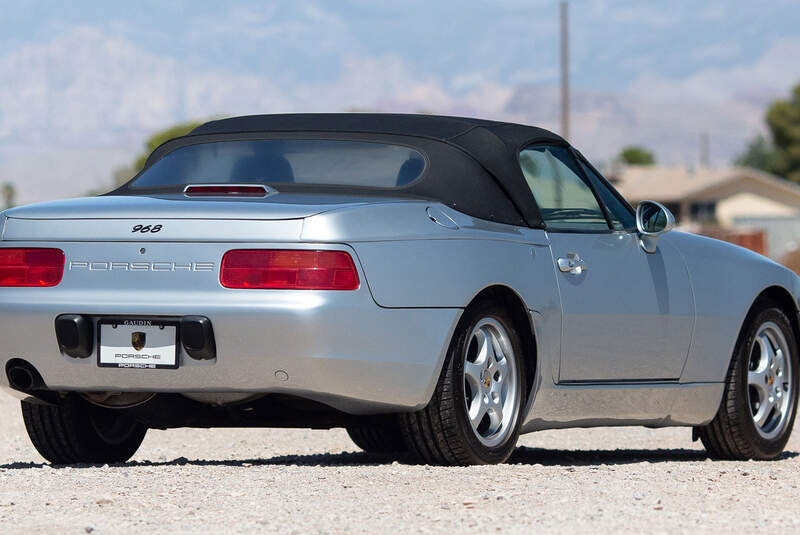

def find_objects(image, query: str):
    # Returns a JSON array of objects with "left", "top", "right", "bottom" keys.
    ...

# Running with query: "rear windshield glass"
[{"left": 130, "top": 140, "right": 427, "bottom": 189}]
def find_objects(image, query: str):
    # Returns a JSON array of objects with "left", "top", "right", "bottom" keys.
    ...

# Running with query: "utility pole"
[
  {"left": 700, "top": 133, "right": 710, "bottom": 167},
  {"left": 560, "top": 0, "right": 569, "bottom": 140}
]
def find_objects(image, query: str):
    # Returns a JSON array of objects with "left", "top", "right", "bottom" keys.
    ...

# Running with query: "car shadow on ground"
[
  {"left": 2, "top": 448, "right": 797, "bottom": 470},
  {"left": 510, "top": 447, "right": 710, "bottom": 465}
]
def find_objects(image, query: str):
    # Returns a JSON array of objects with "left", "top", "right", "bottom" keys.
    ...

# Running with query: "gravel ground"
[{"left": 2, "top": 395, "right": 800, "bottom": 534}]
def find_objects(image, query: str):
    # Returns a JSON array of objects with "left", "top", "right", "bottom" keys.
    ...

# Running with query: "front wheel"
[
  {"left": 698, "top": 303, "right": 798, "bottom": 460},
  {"left": 400, "top": 302, "right": 527, "bottom": 465},
  {"left": 21, "top": 395, "right": 147, "bottom": 465}
]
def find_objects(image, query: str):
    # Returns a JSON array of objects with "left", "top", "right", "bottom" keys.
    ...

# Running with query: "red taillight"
[
  {"left": 0, "top": 248, "right": 65, "bottom": 287},
  {"left": 184, "top": 185, "right": 268, "bottom": 197},
  {"left": 220, "top": 250, "right": 360, "bottom": 290}
]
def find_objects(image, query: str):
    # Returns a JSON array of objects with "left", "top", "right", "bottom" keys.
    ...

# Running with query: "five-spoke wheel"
[
  {"left": 463, "top": 318, "right": 520, "bottom": 448},
  {"left": 399, "top": 301, "right": 526, "bottom": 465},
  {"left": 698, "top": 301, "right": 798, "bottom": 460},
  {"left": 747, "top": 322, "right": 793, "bottom": 440}
]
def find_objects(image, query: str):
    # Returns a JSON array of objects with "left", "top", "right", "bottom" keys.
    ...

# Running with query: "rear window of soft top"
[{"left": 130, "top": 139, "right": 427, "bottom": 189}]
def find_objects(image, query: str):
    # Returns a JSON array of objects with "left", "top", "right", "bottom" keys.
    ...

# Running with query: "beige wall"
[{"left": 717, "top": 192, "right": 798, "bottom": 226}]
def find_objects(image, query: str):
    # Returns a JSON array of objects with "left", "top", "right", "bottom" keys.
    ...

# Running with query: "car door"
[{"left": 519, "top": 145, "right": 694, "bottom": 382}]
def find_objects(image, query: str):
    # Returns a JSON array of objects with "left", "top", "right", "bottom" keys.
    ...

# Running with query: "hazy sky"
[{"left": 1, "top": 0, "right": 799, "bottom": 203}]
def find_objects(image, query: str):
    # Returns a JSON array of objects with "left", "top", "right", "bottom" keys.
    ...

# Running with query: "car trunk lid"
[{"left": 1, "top": 193, "right": 383, "bottom": 242}]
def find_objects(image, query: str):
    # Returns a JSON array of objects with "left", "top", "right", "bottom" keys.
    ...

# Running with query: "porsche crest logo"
[{"left": 131, "top": 332, "right": 146, "bottom": 351}]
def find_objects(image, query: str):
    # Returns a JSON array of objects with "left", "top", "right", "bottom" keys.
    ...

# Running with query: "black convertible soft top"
[
  {"left": 130, "top": 114, "right": 569, "bottom": 228},
  {"left": 191, "top": 113, "right": 564, "bottom": 148}
]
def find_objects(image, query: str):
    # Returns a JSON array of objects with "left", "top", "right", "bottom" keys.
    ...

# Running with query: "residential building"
[{"left": 609, "top": 165, "right": 800, "bottom": 261}]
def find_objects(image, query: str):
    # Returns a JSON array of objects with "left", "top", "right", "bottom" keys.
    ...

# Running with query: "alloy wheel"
[
  {"left": 463, "top": 317, "right": 520, "bottom": 448},
  {"left": 747, "top": 321, "right": 794, "bottom": 440}
]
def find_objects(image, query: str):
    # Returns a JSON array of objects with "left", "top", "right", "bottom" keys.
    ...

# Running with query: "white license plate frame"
[{"left": 97, "top": 318, "right": 180, "bottom": 370}]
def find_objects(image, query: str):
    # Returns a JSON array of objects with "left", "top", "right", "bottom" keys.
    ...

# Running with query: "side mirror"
[{"left": 636, "top": 200, "right": 675, "bottom": 253}]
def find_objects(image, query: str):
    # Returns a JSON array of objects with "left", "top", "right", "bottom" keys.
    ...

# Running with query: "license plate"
[{"left": 98, "top": 318, "right": 179, "bottom": 369}]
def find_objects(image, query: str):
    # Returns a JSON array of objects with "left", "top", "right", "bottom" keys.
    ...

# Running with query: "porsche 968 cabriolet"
[{"left": 1, "top": 114, "right": 798, "bottom": 465}]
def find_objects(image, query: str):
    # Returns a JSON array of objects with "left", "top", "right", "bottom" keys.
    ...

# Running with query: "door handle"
[{"left": 557, "top": 252, "right": 588, "bottom": 274}]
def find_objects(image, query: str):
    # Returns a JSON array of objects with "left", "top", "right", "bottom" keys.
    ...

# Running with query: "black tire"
[
  {"left": 698, "top": 302, "right": 799, "bottom": 460},
  {"left": 21, "top": 395, "right": 147, "bottom": 465},
  {"left": 399, "top": 301, "right": 527, "bottom": 465},
  {"left": 346, "top": 420, "right": 406, "bottom": 453}
]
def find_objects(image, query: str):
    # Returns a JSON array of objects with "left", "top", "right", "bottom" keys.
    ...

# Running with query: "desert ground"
[{"left": 1, "top": 394, "right": 799, "bottom": 534}]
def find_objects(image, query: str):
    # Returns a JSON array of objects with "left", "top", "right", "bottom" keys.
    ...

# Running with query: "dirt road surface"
[{"left": 1, "top": 394, "right": 799, "bottom": 534}]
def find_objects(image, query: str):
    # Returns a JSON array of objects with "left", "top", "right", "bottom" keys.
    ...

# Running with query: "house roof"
[{"left": 612, "top": 165, "right": 800, "bottom": 206}]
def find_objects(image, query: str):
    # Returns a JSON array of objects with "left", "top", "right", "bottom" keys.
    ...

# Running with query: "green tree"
[
  {"left": 736, "top": 82, "right": 800, "bottom": 181},
  {"left": 619, "top": 146, "right": 655, "bottom": 165},
  {"left": 735, "top": 134, "right": 778, "bottom": 171},
  {"left": 110, "top": 121, "right": 203, "bottom": 188},
  {"left": 766, "top": 83, "right": 800, "bottom": 182},
  {"left": 2, "top": 182, "right": 15, "bottom": 209}
]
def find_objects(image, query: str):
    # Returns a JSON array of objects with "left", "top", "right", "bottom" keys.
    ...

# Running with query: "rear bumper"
[
  {"left": 0, "top": 292, "right": 459, "bottom": 414},
  {"left": 0, "top": 241, "right": 461, "bottom": 415}
]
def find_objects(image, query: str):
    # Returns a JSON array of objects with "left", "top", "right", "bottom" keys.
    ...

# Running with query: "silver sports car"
[{"left": 2, "top": 114, "right": 798, "bottom": 465}]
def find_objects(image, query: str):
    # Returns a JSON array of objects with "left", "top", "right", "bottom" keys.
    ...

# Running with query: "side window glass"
[
  {"left": 577, "top": 160, "right": 636, "bottom": 231},
  {"left": 519, "top": 146, "right": 609, "bottom": 231}
]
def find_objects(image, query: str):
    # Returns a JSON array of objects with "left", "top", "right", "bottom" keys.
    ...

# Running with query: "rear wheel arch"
[
  {"left": 463, "top": 285, "right": 538, "bottom": 406},
  {"left": 400, "top": 292, "right": 530, "bottom": 464}
]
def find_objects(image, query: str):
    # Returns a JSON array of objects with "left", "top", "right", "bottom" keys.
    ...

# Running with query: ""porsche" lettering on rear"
[{"left": 68, "top": 261, "right": 215, "bottom": 272}]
